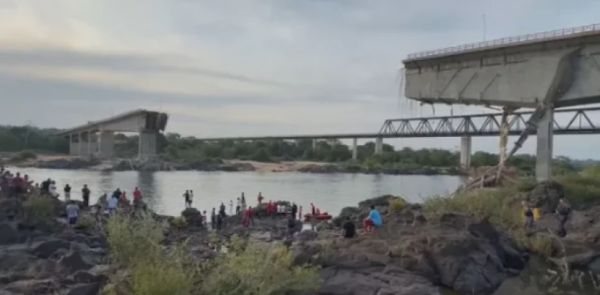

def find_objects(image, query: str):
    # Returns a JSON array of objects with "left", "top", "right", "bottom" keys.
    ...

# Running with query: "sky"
[{"left": 1, "top": 0, "right": 600, "bottom": 159}]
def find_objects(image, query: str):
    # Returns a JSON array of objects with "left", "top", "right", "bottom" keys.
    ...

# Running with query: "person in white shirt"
[
  {"left": 66, "top": 201, "right": 80, "bottom": 225},
  {"left": 107, "top": 195, "right": 119, "bottom": 215},
  {"left": 48, "top": 181, "right": 58, "bottom": 197}
]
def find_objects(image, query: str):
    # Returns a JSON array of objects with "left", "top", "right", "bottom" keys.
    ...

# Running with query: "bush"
[
  {"left": 74, "top": 214, "right": 96, "bottom": 231},
  {"left": 251, "top": 148, "right": 272, "bottom": 162},
  {"left": 514, "top": 232, "right": 557, "bottom": 258},
  {"left": 23, "top": 197, "right": 57, "bottom": 229},
  {"left": 556, "top": 171, "right": 600, "bottom": 209},
  {"left": 130, "top": 249, "right": 193, "bottom": 295},
  {"left": 201, "top": 242, "right": 321, "bottom": 295},
  {"left": 105, "top": 215, "right": 193, "bottom": 295},
  {"left": 9, "top": 150, "right": 37, "bottom": 162},
  {"left": 388, "top": 197, "right": 407, "bottom": 213},
  {"left": 106, "top": 214, "right": 164, "bottom": 267},
  {"left": 423, "top": 187, "right": 523, "bottom": 231},
  {"left": 169, "top": 216, "right": 188, "bottom": 229}
]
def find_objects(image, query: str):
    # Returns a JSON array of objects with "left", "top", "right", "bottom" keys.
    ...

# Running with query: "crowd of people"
[{"left": 1, "top": 165, "right": 577, "bottom": 239}]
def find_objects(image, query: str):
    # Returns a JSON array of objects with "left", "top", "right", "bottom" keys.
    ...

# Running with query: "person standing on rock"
[
  {"left": 49, "top": 181, "right": 58, "bottom": 198},
  {"left": 210, "top": 208, "right": 217, "bottom": 230},
  {"left": 342, "top": 217, "right": 356, "bottom": 238},
  {"left": 63, "top": 184, "right": 71, "bottom": 201},
  {"left": 133, "top": 187, "right": 142, "bottom": 207},
  {"left": 257, "top": 192, "right": 264, "bottom": 204},
  {"left": 66, "top": 201, "right": 80, "bottom": 226},
  {"left": 287, "top": 214, "right": 296, "bottom": 237},
  {"left": 241, "top": 193, "right": 247, "bottom": 211},
  {"left": 81, "top": 185, "right": 91, "bottom": 208},
  {"left": 363, "top": 205, "right": 382, "bottom": 233},
  {"left": 555, "top": 198, "right": 572, "bottom": 236},
  {"left": 522, "top": 201, "right": 534, "bottom": 229},
  {"left": 291, "top": 203, "right": 298, "bottom": 220},
  {"left": 183, "top": 190, "right": 191, "bottom": 208},
  {"left": 219, "top": 202, "right": 226, "bottom": 217},
  {"left": 216, "top": 213, "right": 223, "bottom": 231},
  {"left": 236, "top": 197, "right": 241, "bottom": 215},
  {"left": 107, "top": 194, "right": 119, "bottom": 215}
]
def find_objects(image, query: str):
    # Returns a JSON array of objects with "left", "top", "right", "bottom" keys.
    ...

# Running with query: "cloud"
[{"left": 1, "top": 0, "right": 600, "bottom": 159}]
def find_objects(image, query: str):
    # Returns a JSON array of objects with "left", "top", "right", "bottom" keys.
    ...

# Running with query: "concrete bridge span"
[
  {"left": 403, "top": 23, "right": 600, "bottom": 180},
  {"left": 60, "top": 109, "right": 168, "bottom": 160}
]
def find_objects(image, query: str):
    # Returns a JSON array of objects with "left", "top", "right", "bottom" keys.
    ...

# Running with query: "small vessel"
[{"left": 304, "top": 213, "right": 332, "bottom": 222}]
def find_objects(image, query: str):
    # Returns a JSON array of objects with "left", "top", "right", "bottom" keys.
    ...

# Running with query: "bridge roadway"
[
  {"left": 197, "top": 106, "right": 600, "bottom": 169},
  {"left": 198, "top": 106, "right": 600, "bottom": 140}
]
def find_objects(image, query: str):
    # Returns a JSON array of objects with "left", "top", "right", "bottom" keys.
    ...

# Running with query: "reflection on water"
[{"left": 12, "top": 167, "right": 464, "bottom": 217}]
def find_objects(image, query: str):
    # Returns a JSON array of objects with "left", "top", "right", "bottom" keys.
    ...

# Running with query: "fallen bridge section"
[{"left": 60, "top": 109, "right": 168, "bottom": 160}]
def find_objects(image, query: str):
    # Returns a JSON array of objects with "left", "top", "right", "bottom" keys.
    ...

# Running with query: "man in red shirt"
[{"left": 133, "top": 187, "right": 142, "bottom": 207}]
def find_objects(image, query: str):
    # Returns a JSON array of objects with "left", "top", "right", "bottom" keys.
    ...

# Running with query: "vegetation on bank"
[
  {"left": 1, "top": 125, "right": 597, "bottom": 176},
  {"left": 104, "top": 214, "right": 320, "bottom": 295},
  {"left": 0, "top": 125, "right": 67, "bottom": 153},
  {"left": 423, "top": 166, "right": 600, "bottom": 258}
]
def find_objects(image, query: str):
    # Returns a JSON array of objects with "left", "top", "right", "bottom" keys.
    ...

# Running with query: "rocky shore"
[{"left": 1, "top": 180, "right": 599, "bottom": 294}]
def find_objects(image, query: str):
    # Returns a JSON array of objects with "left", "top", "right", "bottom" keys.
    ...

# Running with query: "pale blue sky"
[{"left": 1, "top": 0, "right": 600, "bottom": 158}]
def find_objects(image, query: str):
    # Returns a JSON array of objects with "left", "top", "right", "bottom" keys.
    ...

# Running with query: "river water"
[{"left": 12, "top": 167, "right": 463, "bottom": 216}]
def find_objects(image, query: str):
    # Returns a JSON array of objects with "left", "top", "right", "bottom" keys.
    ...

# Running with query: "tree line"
[{"left": 0, "top": 126, "right": 590, "bottom": 175}]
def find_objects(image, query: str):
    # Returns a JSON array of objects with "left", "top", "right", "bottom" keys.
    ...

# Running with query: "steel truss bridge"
[{"left": 198, "top": 106, "right": 600, "bottom": 141}]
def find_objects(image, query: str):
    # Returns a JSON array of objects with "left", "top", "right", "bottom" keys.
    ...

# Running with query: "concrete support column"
[
  {"left": 86, "top": 131, "right": 92, "bottom": 156},
  {"left": 536, "top": 107, "right": 554, "bottom": 182},
  {"left": 139, "top": 130, "right": 158, "bottom": 161},
  {"left": 375, "top": 137, "right": 383, "bottom": 155},
  {"left": 312, "top": 139, "right": 317, "bottom": 151},
  {"left": 352, "top": 138, "right": 358, "bottom": 161},
  {"left": 459, "top": 136, "right": 472, "bottom": 170},
  {"left": 98, "top": 131, "right": 114, "bottom": 158},
  {"left": 78, "top": 132, "right": 84, "bottom": 156},
  {"left": 68, "top": 134, "right": 77, "bottom": 156}
]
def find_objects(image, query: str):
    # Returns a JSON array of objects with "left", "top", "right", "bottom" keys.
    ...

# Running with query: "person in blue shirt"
[{"left": 363, "top": 205, "right": 382, "bottom": 232}]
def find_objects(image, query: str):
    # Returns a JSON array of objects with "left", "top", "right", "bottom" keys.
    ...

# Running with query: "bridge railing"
[
  {"left": 405, "top": 23, "right": 600, "bottom": 61},
  {"left": 378, "top": 107, "right": 600, "bottom": 137}
]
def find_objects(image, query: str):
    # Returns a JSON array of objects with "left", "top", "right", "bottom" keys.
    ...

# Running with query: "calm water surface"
[{"left": 12, "top": 168, "right": 464, "bottom": 216}]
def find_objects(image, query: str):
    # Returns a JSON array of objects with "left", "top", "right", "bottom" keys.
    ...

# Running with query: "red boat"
[{"left": 304, "top": 213, "right": 332, "bottom": 222}]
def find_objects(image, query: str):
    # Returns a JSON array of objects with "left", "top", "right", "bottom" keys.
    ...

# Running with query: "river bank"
[
  {"left": 1, "top": 165, "right": 599, "bottom": 294},
  {"left": 1, "top": 153, "right": 460, "bottom": 176}
]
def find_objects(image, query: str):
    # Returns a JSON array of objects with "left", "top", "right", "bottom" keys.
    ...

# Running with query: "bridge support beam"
[
  {"left": 139, "top": 130, "right": 158, "bottom": 160},
  {"left": 312, "top": 139, "right": 317, "bottom": 151},
  {"left": 536, "top": 108, "right": 554, "bottom": 182},
  {"left": 375, "top": 137, "right": 383, "bottom": 155},
  {"left": 98, "top": 131, "right": 114, "bottom": 158},
  {"left": 352, "top": 138, "right": 358, "bottom": 161},
  {"left": 459, "top": 136, "right": 472, "bottom": 170}
]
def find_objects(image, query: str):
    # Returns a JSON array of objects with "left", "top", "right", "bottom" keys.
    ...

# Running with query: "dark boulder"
[
  {"left": 66, "top": 282, "right": 101, "bottom": 295},
  {"left": 0, "top": 223, "right": 19, "bottom": 245},
  {"left": 318, "top": 268, "right": 440, "bottom": 295},
  {"left": 32, "top": 239, "right": 70, "bottom": 259},
  {"left": 73, "top": 271, "right": 108, "bottom": 284},
  {"left": 59, "top": 251, "right": 93, "bottom": 273},
  {"left": 181, "top": 208, "right": 203, "bottom": 227},
  {"left": 529, "top": 181, "right": 564, "bottom": 213}
]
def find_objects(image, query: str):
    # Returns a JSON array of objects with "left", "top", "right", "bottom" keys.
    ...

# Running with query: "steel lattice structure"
[
  {"left": 196, "top": 107, "right": 600, "bottom": 141},
  {"left": 378, "top": 107, "right": 600, "bottom": 138}
]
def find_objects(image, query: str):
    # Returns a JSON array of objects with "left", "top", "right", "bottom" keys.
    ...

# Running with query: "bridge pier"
[
  {"left": 312, "top": 139, "right": 317, "bottom": 151},
  {"left": 352, "top": 138, "right": 358, "bottom": 161},
  {"left": 98, "top": 131, "right": 114, "bottom": 158},
  {"left": 459, "top": 136, "right": 472, "bottom": 170},
  {"left": 536, "top": 108, "right": 554, "bottom": 181},
  {"left": 138, "top": 129, "right": 158, "bottom": 160},
  {"left": 375, "top": 137, "right": 383, "bottom": 155}
]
